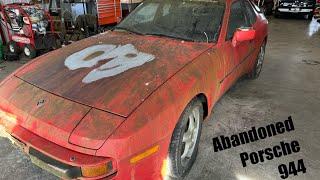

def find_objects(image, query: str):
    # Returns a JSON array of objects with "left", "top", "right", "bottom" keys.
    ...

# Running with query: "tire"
[
  {"left": 167, "top": 98, "right": 204, "bottom": 178},
  {"left": 23, "top": 44, "right": 37, "bottom": 59},
  {"left": 248, "top": 42, "right": 266, "bottom": 79},
  {"left": 7, "top": 41, "right": 20, "bottom": 54},
  {"left": 3, "top": 48, "right": 19, "bottom": 61}
]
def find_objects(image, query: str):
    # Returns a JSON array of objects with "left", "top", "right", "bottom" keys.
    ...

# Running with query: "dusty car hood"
[{"left": 15, "top": 31, "right": 211, "bottom": 117}]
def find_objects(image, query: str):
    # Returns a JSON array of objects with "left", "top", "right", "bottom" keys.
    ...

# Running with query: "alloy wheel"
[
  {"left": 24, "top": 47, "right": 31, "bottom": 57},
  {"left": 256, "top": 45, "right": 265, "bottom": 75},
  {"left": 181, "top": 106, "right": 200, "bottom": 166},
  {"left": 9, "top": 45, "right": 15, "bottom": 53}
]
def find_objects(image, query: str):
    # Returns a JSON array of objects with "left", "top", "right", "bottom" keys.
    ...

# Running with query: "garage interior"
[{"left": 0, "top": 1, "right": 319, "bottom": 180}]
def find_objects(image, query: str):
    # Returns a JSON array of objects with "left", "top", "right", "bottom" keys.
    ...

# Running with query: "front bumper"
[
  {"left": 29, "top": 147, "right": 82, "bottom": 179},
  {"left": 277, "top": 7, "right": 314, "bottom": 13},
  {"left": 0, "top": 124, "right": 116, "bottom": 179}
]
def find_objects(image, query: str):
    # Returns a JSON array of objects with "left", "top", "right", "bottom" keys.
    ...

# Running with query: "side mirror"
[{"left": 232, "top": 27, "right": 256, "bottom": 47}]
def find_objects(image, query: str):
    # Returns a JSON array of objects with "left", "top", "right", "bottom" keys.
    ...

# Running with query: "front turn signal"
[{"left": 81, "top": 161, "right": 113, "bottom": 178}]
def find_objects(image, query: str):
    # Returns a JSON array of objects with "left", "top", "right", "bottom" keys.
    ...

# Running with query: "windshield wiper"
[
  {"left": 144, "top": 32, "right": 194, "bottom": 42},
  {"left": 113, "top": 26, "right": 144, "bottom": 35},
  {"left": 114, "top": 28, "right": 195, "bottom": 42}
]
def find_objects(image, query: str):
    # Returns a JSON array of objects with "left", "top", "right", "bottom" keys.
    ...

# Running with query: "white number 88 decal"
[{"left": 64, "top": 44, "right": 156, "bottom": 83}]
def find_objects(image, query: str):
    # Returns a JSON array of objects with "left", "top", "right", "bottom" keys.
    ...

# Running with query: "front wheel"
[
  {"left": 167, "top": 99, "right": 203, "bottom": 178},
  {"left": 248, "top": 42, "right": 266, "bottom": 79},
  {"left": 23, "top": 44, "right": 37, "bottom": 59}
]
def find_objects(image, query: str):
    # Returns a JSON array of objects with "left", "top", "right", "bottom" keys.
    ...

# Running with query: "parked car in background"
[
  {"left": 275, "top": 0, "right": 316, "bottom": 19},
  {"left": 0, "top": 0, "right": 268, "bottom": 179}
]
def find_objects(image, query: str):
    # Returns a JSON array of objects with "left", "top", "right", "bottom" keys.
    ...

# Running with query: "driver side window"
[{"left": 226, "top": 0, "right": 250, "bottom": 40}]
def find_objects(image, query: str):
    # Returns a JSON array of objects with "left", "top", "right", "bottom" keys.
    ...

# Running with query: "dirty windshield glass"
[{"left": 115, "top": 0, "right": 225, "bottom": 42}]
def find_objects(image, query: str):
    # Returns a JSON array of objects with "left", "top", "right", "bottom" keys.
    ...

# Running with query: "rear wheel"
[
  {"left": 168, "top": 98, "right": 203, "bottom": 178},
  {"left": 248, "top": 42, "right": 266, "bottom": 79},
  {"left": 8, "top": 41, "right": 20, "bottom": 54},
  {"left": 23, "top": 44, "right": 37, "bottom": 59}
]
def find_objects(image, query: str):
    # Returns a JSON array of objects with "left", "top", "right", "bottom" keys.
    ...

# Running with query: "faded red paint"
[
  {"left": 69, "top": 109, "right": 125, "bottom": 150},
  {"left": 0, "top": 0, "right": 268, "bottom": 179}
]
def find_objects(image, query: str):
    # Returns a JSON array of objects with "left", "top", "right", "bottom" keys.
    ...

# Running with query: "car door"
[{"left": 219, "top": 0, "right": 252, "bottom": 94}]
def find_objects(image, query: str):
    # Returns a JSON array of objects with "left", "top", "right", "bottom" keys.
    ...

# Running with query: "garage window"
[{"left": 226, "top": 0, "right": 250, "bottom": 40}]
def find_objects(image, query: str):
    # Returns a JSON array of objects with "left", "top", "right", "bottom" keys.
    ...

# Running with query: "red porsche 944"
[{"left": 0, "top": 0, "right": 268, "bottom": 179}]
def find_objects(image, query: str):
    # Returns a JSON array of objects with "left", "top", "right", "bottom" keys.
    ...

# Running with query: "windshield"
[{"left": 115, "top": 0, "right": 225, "bottom": 43}]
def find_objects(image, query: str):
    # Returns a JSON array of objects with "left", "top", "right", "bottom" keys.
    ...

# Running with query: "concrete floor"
[{"left": 0, "top": 17, "right": 320, "bottom": 180}]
